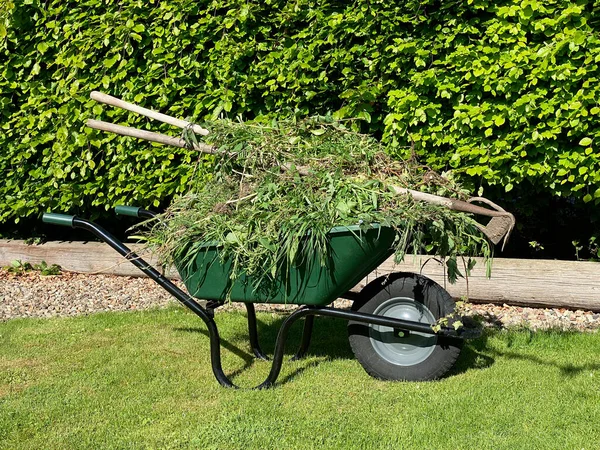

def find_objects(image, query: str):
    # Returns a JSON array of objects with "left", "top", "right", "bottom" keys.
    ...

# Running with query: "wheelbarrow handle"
[
  {"left": 115, "top": 205, "right": 157, "bottom": 219},
  {"left": 42, "top": 213, "right": 75, "bottom": 227},
  {"left": 115, "top": 205, "right": 142, "bottom": 217}
]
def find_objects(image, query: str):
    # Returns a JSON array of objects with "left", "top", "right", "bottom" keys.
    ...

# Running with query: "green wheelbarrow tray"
[{"left": 176, "top": 225, "right": 396, "bottom": 306}]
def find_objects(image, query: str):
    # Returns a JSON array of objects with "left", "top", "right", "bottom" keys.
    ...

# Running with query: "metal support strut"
[
  {"left": 291, "top": 315, "right": 314, "bottom": 361},
  {"left": 42, "top": 212, "right": 469, "bottom": 390},
  {"left": 244, "top": 303, "right": 269, "bottom": 361}
]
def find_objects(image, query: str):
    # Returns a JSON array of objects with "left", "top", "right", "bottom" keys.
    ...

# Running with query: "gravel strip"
[
  {"left": 463, "top": 303, "right": 600, "bottom": 332},
  {"left": 1, "top": 270, "right": 599, "bottom": 332},
  {"left": 0, "top": 270, "right": 176, "bottom": 319}
]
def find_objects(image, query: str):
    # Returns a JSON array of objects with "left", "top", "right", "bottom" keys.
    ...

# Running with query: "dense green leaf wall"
[
  {"left": 383, "top": 0, "right": 600, "bottom": 203},
  {"left": 1, "top": 0, "right": 599, "bottom": 226}
]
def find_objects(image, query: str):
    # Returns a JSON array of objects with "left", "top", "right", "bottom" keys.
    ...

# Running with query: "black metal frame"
[{"left": 58, "top": 214, "right": 468, "bottom": 389}]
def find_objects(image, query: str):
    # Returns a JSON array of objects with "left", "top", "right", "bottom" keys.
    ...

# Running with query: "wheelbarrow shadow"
[
  {"left": 449, "top": 327, "right": 600, "bottom": 380},
  {"left": 175, "top": 313, "right": 354, "bottom": 383},
  {"left": 174, "top": 310, "right": 498, "bottom": 385},
  {"left": 447, "top": 331, "right": 496, "bottom": 376}
]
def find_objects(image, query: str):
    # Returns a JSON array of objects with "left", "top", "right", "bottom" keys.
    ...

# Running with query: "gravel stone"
[{"left": 1, "top": 269, "right": 599, "bottom": 332}]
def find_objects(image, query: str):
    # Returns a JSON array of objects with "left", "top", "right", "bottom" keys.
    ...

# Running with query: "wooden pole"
[
  {"left": 90, "top": 91, "right": 209, "bottom": 136},
  {"left": 86, "top": 119, "right": 217, "bottom": 154}
]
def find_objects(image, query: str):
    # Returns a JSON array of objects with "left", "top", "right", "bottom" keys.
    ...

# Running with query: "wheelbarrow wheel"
[{"left": 348, "top": 272, "right": 462, "bottom": 381}]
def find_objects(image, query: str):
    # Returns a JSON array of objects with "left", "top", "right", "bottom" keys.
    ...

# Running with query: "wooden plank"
[
  {"left": 0, "top": 239, "right": 170, "bottom": 278},
  {"left": 1, "top": 240, "right": 599, "bottom": 311},
  {"left": 358, "top": 255, "right": 600, "bottom": 311}
]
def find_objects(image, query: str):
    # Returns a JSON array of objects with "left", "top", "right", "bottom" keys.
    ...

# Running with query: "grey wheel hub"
[{"left": 369, "top": 297, "right": 437, "bottom": 366}]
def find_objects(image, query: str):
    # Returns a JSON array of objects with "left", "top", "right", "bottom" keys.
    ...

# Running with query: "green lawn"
[{"left": 1, "top": 306, "right": 599, "bottom": 449}]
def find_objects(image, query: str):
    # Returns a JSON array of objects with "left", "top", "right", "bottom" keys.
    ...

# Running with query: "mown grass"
[{"left": 1, "top": 306, "right": 599, "bottom": 449}]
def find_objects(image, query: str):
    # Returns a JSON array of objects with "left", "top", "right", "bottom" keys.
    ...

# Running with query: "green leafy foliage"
[
  {"left": 1, "top": 0, "right": 599, "bottom": 226},
  {"left": 4, "top": 260, "right": 34, "bottom": 274},
  {"left": 382, "top": 0, "right": 600, "bottom": 204}
]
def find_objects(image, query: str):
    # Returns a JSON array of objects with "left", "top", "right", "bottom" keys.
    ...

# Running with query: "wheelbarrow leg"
[
  {"left": 244, "top": 303, "right": 269, "bottom": 361},
  {"left": 291, "top": 315, "right": 314, "bottom": 361},
  {"left": 188, "top": 300, "right": 237, "bottom": 388},
  {"left": 255, "top": 306, "right": 313, "bottom": 389}
]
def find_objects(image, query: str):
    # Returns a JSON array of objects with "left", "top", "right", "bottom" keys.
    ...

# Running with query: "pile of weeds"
[{"left": 140, "top": 117, "right": 491, "bottom": 297}]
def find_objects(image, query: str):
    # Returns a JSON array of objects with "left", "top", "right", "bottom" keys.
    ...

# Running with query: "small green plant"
[
  {"left": 24, "top": 237, "right": 45, "bottom": 245},
  {"left": 2, "top": 259, "right": 61, "bottom": 275},
  {"left": 431, "top": 299, "right": 469, "bottom": 333},
  {"left": 588, "top": 236, "right": 599, "bottom": 261},
  {"left": 574, "top": 236, "right": 599, "bottom": 261},
  {"left": 4, "top": 260, "right": 33, "bottom": 274},
  {"left": 529, "top": 241, "right": 545, "bottom": 252},
  {"left": 573, "top": 240, "right": 583, "bottom": 260},
  {"left": 33, "top": 261, "right": 62, "bottom": 275}
]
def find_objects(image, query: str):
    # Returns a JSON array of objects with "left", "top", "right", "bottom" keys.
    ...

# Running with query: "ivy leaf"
[{"left": 452, "top": 320, "right": 463, "bottom": 331}]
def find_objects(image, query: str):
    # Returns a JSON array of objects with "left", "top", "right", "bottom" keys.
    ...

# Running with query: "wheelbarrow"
[{"left": 42, "top": 207, "right": 479, "bottom": 389}]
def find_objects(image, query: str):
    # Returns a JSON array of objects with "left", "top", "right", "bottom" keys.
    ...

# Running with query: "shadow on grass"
[
  {"left": 174, "top": 311, "right": 504, "bottom": 386},
  {"left": 495, "top": 349, "right": 600, "bottom": 377},
  {"left": 174, "top": 311, "right": 600, "bottom": 387},
  {"left": 449, "top": 333, "right": 496, "bottom": 377},
  {"left": 174, "top": 314, "right": 354, "bottom": 384},
  {"left": 451, "top": 326, "right": 600, "bottom": 380},
  {"left": 484, "top": 328, "right": 600, "bottom": 378}
]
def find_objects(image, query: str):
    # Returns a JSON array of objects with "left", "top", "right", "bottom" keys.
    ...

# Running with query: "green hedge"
[
  {"left": 383, "top": 0, "right": 600, "bottom": 202},
  {"left": 1, "top": 0, "right": 599, "bottom": 224}
]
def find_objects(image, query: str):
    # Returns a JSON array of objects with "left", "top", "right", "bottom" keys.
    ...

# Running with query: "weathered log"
[
  {"left": 2, "top": 240, "right": 599, "bottom": 311},
  {"left": 361, "top": 255, "right": 600, "bottom": 311},
  {"left": 0, "top": 240, "right": 161, "bottom": 277}
]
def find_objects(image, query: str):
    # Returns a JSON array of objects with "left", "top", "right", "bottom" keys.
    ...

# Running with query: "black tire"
[{"left": 348, "top": 272, "right": 462, "bottom": 381}]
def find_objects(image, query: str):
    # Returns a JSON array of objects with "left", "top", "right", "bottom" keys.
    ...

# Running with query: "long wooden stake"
[
  {"left": 391, "top": 186, "right": 508, "bottom": 218},
  {"left": 90, "top": 91, "right": 209, "bottom": 136},
  {"left": 87, "top": 119, "right": 217, "bottom": 154}
]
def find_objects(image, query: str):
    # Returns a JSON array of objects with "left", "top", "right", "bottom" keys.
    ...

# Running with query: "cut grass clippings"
[{"left": 1, "top": 306, "right": 599, "bottom": 449}]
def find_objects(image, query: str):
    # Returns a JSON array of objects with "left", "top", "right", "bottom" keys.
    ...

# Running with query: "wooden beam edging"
[
  {"left": 0, "top": 239, "right": 169, "bottom": 278},
  {"left": 1, "top": 239, "right": 599, "bottom": 311}
]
